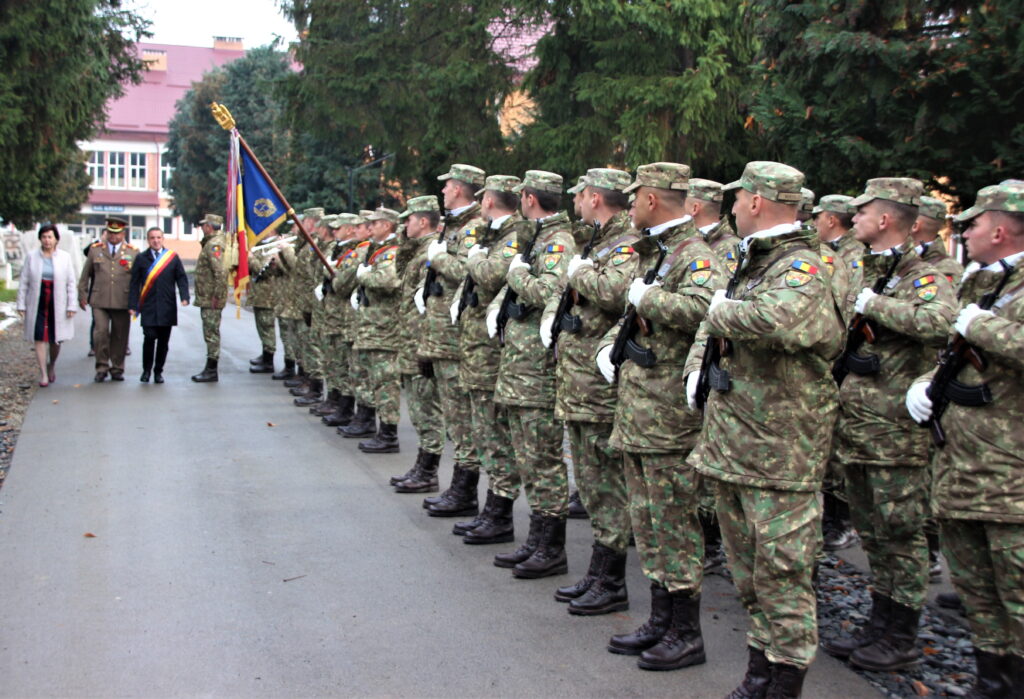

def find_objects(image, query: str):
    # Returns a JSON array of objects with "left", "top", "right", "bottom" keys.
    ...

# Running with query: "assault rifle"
[
  {"left": 694, "top": 244, "right": 747, "bottom": 411},
  {"left": 420, "top": 215, "right": 452, "bottom": 305},
  {"left": 550, "top": 221, "right": 601, "bottom": 351},
  {"left": 608, "top": 232, "right": 668, "bottom": 376},
  {"left": 496, "top": 220, "right": 544, "bottom": 345},
  {"left": 831, "top": 250, "right": 903, "bottom": 385},
  {"left": 455, "top": 221, "right": 492, "bottom": 322},
  {"left": 922, "top": 261, "right": 1012, "bottom": 447}
]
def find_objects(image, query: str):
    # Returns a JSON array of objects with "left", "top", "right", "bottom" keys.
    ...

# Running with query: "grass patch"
[{"left": 0, "top": 281, "right": 16, "bottom": 303}]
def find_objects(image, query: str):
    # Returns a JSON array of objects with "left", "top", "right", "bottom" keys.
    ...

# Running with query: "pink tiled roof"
[
  {"left": 103, "top": 42, "right": 245, "bottom": 137},
  {"left": 490, "top": 17, "right": 549, "bottom": 76}
]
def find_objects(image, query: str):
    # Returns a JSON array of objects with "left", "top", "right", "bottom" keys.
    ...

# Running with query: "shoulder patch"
[
  {"left": 544, "top": 253, "right": 563, "bottom": 270},
  {"left": 851, "top": 259, "right": 862, "bottom": 269},
  {"left": 918, "top": 285, "right": 938, "bottom": 301},
  {"left": 945, "top": 274, "right": 955, "bottom": 283},
  {"left": 546, "top": 244, "right": 566, "bottom": 254},
  {"left": 725, "top": 250, "right": 738, "bottom": 274},
  {"left": 913, "top": 275, "right": 937, "bottom": 288},
  {"left": 610, "top": 245, "right": 635, "bottom": 266},
  {"left": 785, "top": 270, "right": 813, "bottom": 287},
  {"left": 821, "top": 254, "right": 835, "bottom": 275},
  {"left": 790, "top": 260, "right": 818, "bottom": 275},
  {"left": 463, "top": 228, "right": 478, "bottom": 249},
  {"left": 503, "top": 240, "right": 519, "bottom": 258},
  {"left": 212, "top": 245, "right": 223, "bottom": 258}
]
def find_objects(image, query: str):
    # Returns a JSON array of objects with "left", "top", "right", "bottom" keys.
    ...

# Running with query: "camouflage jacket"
[
  {"left": 420, "top": 203, "right": 487, "bottom": 361},
  {"left": 247, "top": 244, "right": 277, "bottom": 308},
  {"left": 686, "top": 224, "right": 845, "bottom": 492},
  {"left": 194, "top": 232, "right": 229, "bottom": 309},
  {"left": 396, "top": 233, "right": 433, "bottom": 374},
  {"left": 832, "top": 238, "right": 957, "bottom": 468},
  {"left": 544, "top": 209, "right": 640, "bottom": 423},
  {"left": 354, "top": 241, "right": 401, "bottom": 351},
  {"left": 319, "top": 239, "right": 356, "bottom": 334},
  {"left": 457, "top": 213, "right": 530, "bottom": 391},
  {"left": 604, "top": 218, "right": 722, "bottom": 452},
  {"left": 919, "top": 240, "right": 964, "bottom": 287},
  {"left": 825, "top": 231, "right": 865, "bottom": 270},
  {"left": 491, "top": 211, "right": 576, "bottom": 409},
  {"left": 331, "top": 240, "right": 372, "bottom": 342},
  {"left": 701, "top": 218, "right": 740, "bottom": 266},
  {"left": 276, "top": 240, "right": 306, "bottom": 320},
  {"left": 818, "top": 240, "right": 853, "bottom": 327},
  {"left": 920, "top": 256, "right": 1024, "bottom": 523}
]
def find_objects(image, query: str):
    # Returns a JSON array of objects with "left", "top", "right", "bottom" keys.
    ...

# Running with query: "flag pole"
[{"left": 210, "top": 102, "right": 334, "bottom": 277}]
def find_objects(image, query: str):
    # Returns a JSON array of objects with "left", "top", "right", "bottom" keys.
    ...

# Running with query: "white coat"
[{"left": 16, "top": 248, "right": 77, "bottom": 343}]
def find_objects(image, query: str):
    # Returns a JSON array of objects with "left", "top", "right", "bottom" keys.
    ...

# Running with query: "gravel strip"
[{"left": 0, "top": 318, "right": 40, "bottom": 490}]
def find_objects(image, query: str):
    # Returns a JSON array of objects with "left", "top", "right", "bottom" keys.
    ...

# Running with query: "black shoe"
[
  {"left": 936, "top": 591, "right": 965, "bottom": 614},
  {"left": 764, "top": 662, "right": 806, "bottom": 699},
  {"left": 427, "top": 466, "right": 479, "bottom": 517},
  {"left": 323, "top": 395, "right": 356, "bottom": 427},
  {"left": 110, "top": 372, "right": 124, "bottom": 381},
  {"left": 154, "top": 372, "right": 164, "bottom": 384},
  {"left": 272, "top": 359, "right": 296, "bottom": 381},
  {"left": 140, "top": 370, "right": 151, "bottom": 383},
  {"left": 569, "top": 545, "right": 629, "bottom": 616},
  {"left": 191, "top": 358, "right": 218, "bottom": 383},
  {"left": 555, "top": 542, "right": 605, "bottom": 602},
  {"left": 568, "top": 490, "right": 589, "bottom": 519},
  {"left": 359, "top": 422, "right": 400, "bottom": 454},
  {"left": 513, "top": 515, "right": 568, "bottom": 579},
  {"left": 608, "top": 582, "right": 672, "bottom": 655},
  {"left": 849, "top": 600, "right": 922, "bottom": 671},
  {"left": 637, "top": 591, "right": 705, "bottom": 670},
  {"left": 249, "top": 350, "right": 274, "bottom": 374},
  {"left": 293, "top": 379, "right": 323, "bottom": 406},
  {"left": 494, "top": 512, "right": 543, "bottom": 568},
  {"left": 726, "top": 646, "right": 771, "bottom": 699},
  {"left": 391, "top": 448, "right": 427, "bottom": 486},
  {"left": 969, "top": 649, "right": 1015, "bottom": 699},
  {"left": 393, "top": 451, "right": 439, "bottom": 493},
  {"left": 822, "top": 592, "right": 890, "bottom": 659},
  {"left": 463, "top": 491, "right": 515, "bottom": 545},
  {"left": 94, "top": 371, "right": 107, "bottom": 382},
  {"left": 338, "top": 405, "right": 376, "bottom": 437}
]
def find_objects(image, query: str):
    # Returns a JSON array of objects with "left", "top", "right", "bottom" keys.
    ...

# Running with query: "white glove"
[
  {"left": 313, "top": 284, "right": 324, "bottom": 302},
  {"left": 468, "top": 244, "right": 488, "bottom": 259},
  {"left": 487, "top": 307, "right": 499, "bottom": 338},
  {"left": 349, "top": 289, "right": 360, "bottom": 310},
  {"left": 628, "top": 277, "right": 659, "bottom": 308},
  {"left": 567, "top": 255, "right": 593, "bottom": 279},
  {"left": 356, "top": 263, "right": 371, "bottom": 280},
  {"left": 507, "top": 254, "right": 530, "bottom": 273},
  {"left": 954, "top": 303, "right": 992, "bottom": 336},
  {"left": 906, "top": 382, "right": 933, "bottom": 423},
  {"left": 450, "top": 298, "right": 460, "bottom": 325},
  {"left": 854, "top": 288, "right": 876, "bottom": 315},
  {"left": 414, "top": 289, "right": 426, "bottom": 315},
  {"left": 686, "top": 371, "right": 701, "bottom": 411},
  {"left": 596, "top": 344, "right": 616, "bottom": 384},
  {"left": 708, "top": 289, "right": 738, "bottom": 313},
  {"left": 426, "top": 239, "right": 447, "bottom": 262},
  {"left": 540, "top": 315, "right": 554, "bottom": 348}
]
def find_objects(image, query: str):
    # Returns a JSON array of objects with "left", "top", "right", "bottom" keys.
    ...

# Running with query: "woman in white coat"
[{"left": 16, "top": 224, "right": 77, "bottom": 386}]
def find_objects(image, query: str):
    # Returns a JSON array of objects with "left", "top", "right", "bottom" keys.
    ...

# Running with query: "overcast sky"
[{"left": 126, "top": 0, "right": 298, "bottom": 49}]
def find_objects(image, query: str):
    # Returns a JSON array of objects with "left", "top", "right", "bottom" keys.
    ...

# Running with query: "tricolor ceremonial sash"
[{"left": 138, "top": 249, "right": 178, "bottom": 308}]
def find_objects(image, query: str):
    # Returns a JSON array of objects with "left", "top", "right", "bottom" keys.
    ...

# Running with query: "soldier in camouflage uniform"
[
  {"left": 271, "top": 221, "right": 304, "bottom": 381},
  {"left": 821, "top": 179, "right": 957, "bottom": 673},
  {"left": 279, "top": 209, "right": 324, "bottom": 392},
  {"left": 191, "top": 214, "right": 229, "bottom": 383},
  {"left": 247, "top": 228, "right": 281, "bottom": 374},
  {"left": 293, "top": 213, "right": 335, "bottom": 408},
  {"left": 685, "top": 162, "right": 845, "bottom": 696},
  {"left": 797, "top": 187, "right": 815, "bottom": 223},
  {"left": 352, "top": 208, "right": 403, "bottom": 453},
  {"left": 484, "top": 170, "right": 576, "bottom": 579},
  {"left": 591, "top": 163, "right": 721, "bottom": 670},
  {"left": 305, "top": 215, "right": 348, "bottom": 418},
  {"left": 539, "top": 168, "right": 638, "bottom": 615},
  {"left": 907, "top": 181, "right": 1024, "bottom": 697},
  {"left": 448, "top": 176, "right": 529, "bottom": 543},
  {"left": 318, "top": 215, "right": 360, "bottom": 427},
  {"left": 419, "top": 164, "right": 488, "bottom": 517},
  {"left": 391, "top": 196, "right": 445, "bottom": 493}
]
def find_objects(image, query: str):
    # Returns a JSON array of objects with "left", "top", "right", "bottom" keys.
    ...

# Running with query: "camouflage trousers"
[
  {"left": 294, "top": 319, "right": 311, "bottom": 370},
  {"left": 940, "top": 518, "right": 1024, "bottom": 655},
  {"left": 324, "top": 335, "right": 351, "bottom": 395},
  {"left": 434, "top": 359, "right": 479, "bottom": 469},
  {"left": 200, "top": 307, "right": 222, "bottom": 360},
  {"left": 506, "top": 406, "right": 566, "bottom": 518},
  {"left": 253, "top": 307, "right": 276, "bottom": 354},
  {"left": 402, "top": 372, "right": 443, "bottom": 455},
  {"left": 844, "top": 463, "right": 929, "bottom": 608},
  {"left": 350, "top": 348, "right": 373, "bottom": 406},
  {"left": 715, "top": 480, "right": 820, "bottom": 669},
  {"left": 623, "top": 451, "right": 702, "bottom": 591},
  {"left": 569, "top": 421, "right": 630, "bottom": 554},
  {"left": 365, "top": 349, "right": 401, "bottom": 424},
  {"left": 822, "top": 460, "right": 847, "bottom": 503},
  {"left": 306, "top": 311, "right": 327, "bottom": 380},
  {"left": 468, "top": 389, "right": 520, "bottom": 500},
  {"left": 277, "top": 316, "right": 300, "bottom": 362}
]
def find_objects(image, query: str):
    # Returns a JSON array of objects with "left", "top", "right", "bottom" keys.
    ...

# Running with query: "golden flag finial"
[{"left": 210, "top": 102, "right": 236, "bottom": 131}]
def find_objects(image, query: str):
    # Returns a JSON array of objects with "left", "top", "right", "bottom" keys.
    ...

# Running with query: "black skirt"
[{"left": 34, "top": 279, "right": 55, "bottom": 343}]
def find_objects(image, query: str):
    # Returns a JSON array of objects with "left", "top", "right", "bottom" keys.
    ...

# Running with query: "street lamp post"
[{"left": 347, "top": 153, "right": 394, "bottom": 212}]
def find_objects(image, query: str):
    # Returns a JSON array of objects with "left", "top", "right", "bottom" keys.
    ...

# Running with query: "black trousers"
[{"left": 142, "top": 325, "right": 173, "bottom": 373}]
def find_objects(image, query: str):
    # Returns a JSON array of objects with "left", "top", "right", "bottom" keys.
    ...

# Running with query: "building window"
[
  {"left": 128, "top": 152, "right": 147, "bottom": 189},
  {"left": 162, "top": 216, "right": 173, "bottom": 235},
  {"left": 160, "top": 152, "right": 173, "bottom": 193},
  {"left": 108, "top": 152, "right": 126, "bottom": 188},
  {"left": 87, "top": 151, "right": 104, "bottom": 187}
]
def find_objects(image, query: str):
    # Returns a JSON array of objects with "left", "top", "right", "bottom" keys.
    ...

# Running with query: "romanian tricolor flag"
[
  {"left": 791, "top": 260, "right": 819, "bottom": 275},
  {"left": 690, "top": 259, "right": 711, "bottom": 271},
  {"left": 913, "top": 275, "right": 936, "bottom": 288},
  {"left": 546, "top": 244, "right": 566, "bottom": 253}
]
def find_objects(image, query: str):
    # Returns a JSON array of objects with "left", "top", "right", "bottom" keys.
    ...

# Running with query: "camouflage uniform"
[
  {"left": 546, "top": 199, "right": 638, "bottom": 554},
  {"left": 194, "top": 226, "right": 229, "bottom": 360},
  {"left": 333, "top": 235, "right": 373, "bottom": 404},
  {"left": 317, "top": 218, "right": 356, "bottom": 393},
  {"left": 917, "top": 196, "right": 964, "bottom": 287},
  {"left": 686, "top": 162, "right": 845, "bottom": 669},
  {"left": 921, "top": 183, "right": 1024, "bottom": 658},
  {"left": 274, "top": 233, "right": 305, "bottom": 365},
  {"left": 248, "top": 241, "right": 278, "bottom": 354},
  {"left": 353, "top": 236, "right": 402, "bottom": 424}
]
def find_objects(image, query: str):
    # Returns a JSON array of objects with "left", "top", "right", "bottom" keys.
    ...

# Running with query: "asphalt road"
[{"left": 0, "top": 305, "right": 878, "bottom": 697}]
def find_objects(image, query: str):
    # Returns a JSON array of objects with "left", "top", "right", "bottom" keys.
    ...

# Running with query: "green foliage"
[
  {"left": 749, "top": 0, "right": 1024, "bottom": 204},
  {"left": 164, "top": 46, "right": 293, "bottom": 224},
  {"left": 0, "top": 0, "right": 149, "bottom": 228},
  {"left": 0, "top": 281, "right": 16, "bottom": 303}
]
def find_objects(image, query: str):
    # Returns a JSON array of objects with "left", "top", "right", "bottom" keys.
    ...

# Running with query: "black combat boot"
[
  {"left": 608, "top": 582, "right": 672, "bottom": 655},
  {"left": 338, "top": 405, "right": 376, "bottom": 438},
  {"left": 569, "top": 545, "right": 629, "bottom": 616},
  {"left": 494, "top": 512, "right": 543, "bottom": 568},
  {"left": 250, "top": 352, "right": 264, "bottom": 365},
  {"left": 453, "top": 488, "right": 493, "bottom": 535},
  {"left": 765, "top": 662, "right": 806, "bottom": 699},
  {"left": 568, "top": 490, "right": 589, "bottom": 519},
  {"left": 312, "top": 388, "right": 339, "bottom": 415},
  {"left": 849, "top": 599, "right": 922, "bottom": 671},
  {"left": 359, "top": 422, "right": 399, "bottom": 454},
  {"left": 393, "top": 451, "right": 439, "bottom": 493},
  {"left": 463, "top": 491, "right": 515, "bottom": 545},
  {"left": 423, "top": 466, "right": 470, "bottom": 511},
  {"left": 700, "top": 510, "right": 727, "bottom": 572},
  {"left": 637, "top": 591, "right": 705, "bottom": 670},
  {"left": 390, "top": 448, "right": 426, "bottom": 486},
  {"left": 822, "top": 591, "right": 891, "bottom": 658},
  {"left": 823, "top": 497, "right": 859, "bottom": 551},
  {"left": 323, "top": 395, "right": 355, "bottom": 427},
  {"left": 726, "top": 646, "right": 772, "bottom": 699},
  {"left": 249, "top": 350, "right": 274, "bottom": 374},
  {"left": 555, "top": 542, "right": 606, "bottom": 602},
  {"left": 284, "top": 365, "right": 306, "bottom": 388},
  {"left": 968, "top": 649, "right": 1015, "bottom": 698},
  {"left": 427, "top": 466, "right": 479, "bottom": 517},
  {"left": 272, "top": 358, "right": 296, "bottom": 380},
  {"left": 513, "top": 515, "right": 568, "bottom": 579},
  {"left": 936, "top": 591, "right": 966, "bottom": 614},
  {"left": 190, "top": 358, "right": 218, "bottom": 383},
  {"left": 926, "top": 530, "right": 943, "bottom": 583},
  {"left": 294, "top": 378, "right": 323, "bottom": 406}
]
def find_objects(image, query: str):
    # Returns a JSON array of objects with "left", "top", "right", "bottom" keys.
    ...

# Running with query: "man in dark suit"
[{"left": 128, "top": 227, "right": 190, "bottom": 383}]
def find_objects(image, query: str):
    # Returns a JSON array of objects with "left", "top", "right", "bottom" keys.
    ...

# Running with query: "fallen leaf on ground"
[
  {"left": 912, "top": 679, "right": 931, "bottom": 696},
  {"left": 83, "top": 532, "right": 96, "bottom": 538},
  {"left": 267, "top": 422, "right": 276, "bottom": 427},
  {"left": 52, "top": 400, "right": 59, "bottom": 404},
  {"left": 73, "top": 384, "right": 81, "bottom": 388}
]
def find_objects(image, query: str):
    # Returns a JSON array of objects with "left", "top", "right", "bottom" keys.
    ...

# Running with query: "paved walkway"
[{"left": 0, "top": 306, "right": 877, "bottom": 697}]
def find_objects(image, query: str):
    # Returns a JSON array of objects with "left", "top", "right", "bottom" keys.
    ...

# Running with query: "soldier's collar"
[
  {"left": 490, "top": 213, "right": 512, "bottom": 229},
  {"left": 738, "top": 221, "right": 801, "bottom": 254},
  {"left": 447, "top": 203, "right": 475, "bottom": 217},
  {"left": 699, "top": 221, "right": 719, "bottom": 235},
  {"left": 647, "top": 215, "right": 692, "bottom": 237},
  {"left": 962, "top": 250, "right": 1024, "bottom": 283}
]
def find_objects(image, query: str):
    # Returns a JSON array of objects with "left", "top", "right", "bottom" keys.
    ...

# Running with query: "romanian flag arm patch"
[{"left": 790, "top": 260, "right": 819, "bottom": 275}]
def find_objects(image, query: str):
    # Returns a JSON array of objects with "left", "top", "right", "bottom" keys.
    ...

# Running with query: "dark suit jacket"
[{"left": 128, "top": 248, "right": 190, "bottom": 327}]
